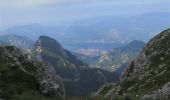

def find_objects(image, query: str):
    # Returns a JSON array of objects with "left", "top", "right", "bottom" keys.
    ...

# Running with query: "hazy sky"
[{"left": 0, "top": 0, "right": 170, "bottom": 30}]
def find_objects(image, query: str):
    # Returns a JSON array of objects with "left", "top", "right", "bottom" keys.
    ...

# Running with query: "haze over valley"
[{"left": 0, "top": 0, "right": 170, "bottom": 100}]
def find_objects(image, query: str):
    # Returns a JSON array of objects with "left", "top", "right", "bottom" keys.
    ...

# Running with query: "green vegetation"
[
  {"left": 99, "top": 84, "right": 115, "bottom": 95},
  {"left": 36, "top": 36, "right": 117, "bottom": 96},
  {"left": 97, "top": 29, "right": 170, "bottom": 100},
  {"left": 30, "top": 50, "right": 39, "bottom": 59},
  {"left": 0, "top": 46, "right": 65, "bottom": 100}
]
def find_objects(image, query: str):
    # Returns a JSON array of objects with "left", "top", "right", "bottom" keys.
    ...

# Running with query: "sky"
[{"left": 0, "top": 0, "right": 170, "bottom": 30}]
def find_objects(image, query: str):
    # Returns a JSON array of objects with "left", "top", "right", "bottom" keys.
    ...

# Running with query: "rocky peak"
[
  {"left": 37, "top": 36, "right": 86, "bottom": 66},
  {"left": 37, "top": 36, "right": 65, "bottom": 55},
  {"left": 35, "top": 36, "right": 87, "bottom": 80}
]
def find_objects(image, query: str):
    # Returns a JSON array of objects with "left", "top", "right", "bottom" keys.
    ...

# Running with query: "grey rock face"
[
  {"left": 133, "top": 52, "right": 149, "bottom": 74},
  {"left": 37, "top": 62, "right": 65, "bottom": 98},
  {"left": 0, "top": 46, "right": 65, "bottom": 98},
  {"left": 142, "top": 82, "right": 170, "bottom": 100}
]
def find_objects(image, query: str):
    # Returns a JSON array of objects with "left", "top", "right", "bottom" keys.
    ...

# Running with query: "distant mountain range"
[
  {"left": 0, "top": 12, "right": 170, "bottom": 50},
  {"left": 65, "top": 12, "right": 170, "bottom": 46},
  {"left": 0, "top": 35, "right": 35, "bottom": 49}
]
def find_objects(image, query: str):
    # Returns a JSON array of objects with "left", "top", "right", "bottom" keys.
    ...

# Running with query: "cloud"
[
  {"left": 1, "top": 0, "right": 169, "bottom": 9},
  {"left": 1, "top": 0, "right": 57, "bottom": 8},
  {"left": 0, "top": 0, "right": 113, "bottom": 8}
]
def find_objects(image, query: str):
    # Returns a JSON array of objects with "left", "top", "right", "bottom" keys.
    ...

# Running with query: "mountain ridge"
[
  {"left": 1, "top": 12, "right": 170, "bottom": 47},
  {"left": 97, "top": 28, "right": 170, "bottom": 100}
]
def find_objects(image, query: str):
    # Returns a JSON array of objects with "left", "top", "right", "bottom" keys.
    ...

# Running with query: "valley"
[
  {"left": 0, "top": 1, "right": 170, "bottom": 99},
  {"left": 75, "top": 40, "right": 145, "bottom": 72},
  {"left": 0, "top": 28, "right": 170, "bottom": 100}
]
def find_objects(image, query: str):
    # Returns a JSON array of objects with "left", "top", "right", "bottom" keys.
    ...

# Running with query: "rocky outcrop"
[
  {"left": 37, "top": 62, "right": 65, "bottom": 98},
  {"left": 0, "top": 46, "right": 65, "bottom": 99},
  {"left": 142, "top": 82, "right": 170, "bottom": 100}
]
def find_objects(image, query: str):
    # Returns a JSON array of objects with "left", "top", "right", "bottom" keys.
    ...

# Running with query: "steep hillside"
[
  {"left": 35, "top": 36, "right": 118, "bottom": 96},
  {"left": 36, "top": 36, "right": 87, "bottom": 80},
  {"left": 0, "top": 35, "right": 35, "bottom": 49},
  {"left": 98, "top": 29, "right": 170, "bottom": 100},
  {"left": 0, "top": 46, "right": 64, "bottom": 99}
]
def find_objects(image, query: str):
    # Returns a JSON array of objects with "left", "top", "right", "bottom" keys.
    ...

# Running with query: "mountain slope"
[
  {"left": 98, "top": 29, "right": 170, "bottom": 100},
  {"left": 0, "top": 46, "right": 64, "bottom": 99},
  {"left": 35, "top": 36, "right": 118, "bottom": 96},
  {"left": 36, "top": 36, "right": 87, "bottom": 80}
]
